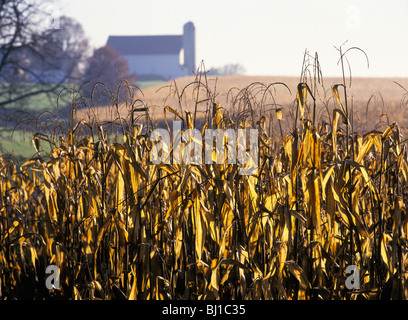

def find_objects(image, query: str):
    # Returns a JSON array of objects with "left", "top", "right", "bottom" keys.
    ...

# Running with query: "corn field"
[{"left": 1, "top": 52, "right": 408, "bottom": 300}]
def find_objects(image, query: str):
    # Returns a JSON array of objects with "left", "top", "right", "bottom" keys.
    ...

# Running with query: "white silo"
[{"left": 182, "top": 21, "right": 196, "bottom": 75}]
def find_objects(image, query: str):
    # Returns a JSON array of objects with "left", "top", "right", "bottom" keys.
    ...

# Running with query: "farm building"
[{"left": 106, "top": 21, "right": 196, "bottom": 81}]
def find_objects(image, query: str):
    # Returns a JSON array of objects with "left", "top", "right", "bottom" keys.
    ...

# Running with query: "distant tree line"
[{"left": 208, "top": 63, "right": 246, "bottom": 76}]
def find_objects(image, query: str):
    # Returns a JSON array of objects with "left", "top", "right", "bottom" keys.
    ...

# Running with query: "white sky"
[{"left": 57, "top": 0, "right": 408, "bottom": 78}]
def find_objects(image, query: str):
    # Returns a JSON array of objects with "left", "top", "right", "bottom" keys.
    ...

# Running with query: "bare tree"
[
  {"left": 81, "top": 45, "right": 136, "bottom": 105},
  {"left": 0, "top": 0, "right": 89, "bottom": 113}
]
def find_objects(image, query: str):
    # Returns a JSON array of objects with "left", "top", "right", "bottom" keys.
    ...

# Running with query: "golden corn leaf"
[
  {"left": 332, "top": 109, "right": 341, "bottom": 160},
  {"left": 311, "top": 130, "right": 321, "bottom": 170},
  {"left": 210, "top": 258, "right": 219, "bottom": 293},
  {"left": 382, "top": 123, "right": 397, "bottom": 140},
  {"left": 322, "top": 165, "right": 335, "bottom": 194},
  {"left": 73, "top": 286, "right": 81, "bottom": 300},
  {"left": 296, "top": 83, "right": 307, "bottom": 118},
  {"left": 95, "top": 216, "right": 113, "bottom": 253},
  {"left": 214, "top": 105, "right": 223, "bottom": 129},
  {"left": 284, "top": 260, "right": 310, "bottom": 289},
  {"left": 381, "top": 233, "right": 392, "bottom": 280},
  {"left": 129, "top": 263, "right": 138, "bottom": 300},
  {"left": 218, "top": 222, "right": 234, "bottom": 258},
  {"left": 259, "top": 116, "right": 266, "bottom": 131},
  {"left": 164, "top": 105, "right": 183, "bottom": 121},
  {"left": 310, "top": 173, "right": 321, "bottom": 236},
  {"left": 220, "top": 264, "right": 234, "bottom": 285},
  {"left": 115, "top": 218, "right": 129, "bottom": 244},
  {"left": 276, "top": 108, "right": 283, "bottom": 120},
  {"left": 332, "top": 84, "right": 346, "bottom": 115},
  {"left": 195, "top": 198, "right": 205, "bottom": 260},
  {"left": 356, "top": 136, "right": 375, "bottom": 163},
  {"left": 29, "top": 246, "right": 37, "bottom": 272}
]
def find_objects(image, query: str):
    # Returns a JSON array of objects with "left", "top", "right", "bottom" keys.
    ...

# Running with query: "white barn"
[{"left": 106, "top": 22, "right": 196, "bottom": 81}]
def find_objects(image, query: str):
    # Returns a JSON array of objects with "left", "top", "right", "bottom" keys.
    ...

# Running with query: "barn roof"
[{"left": 106, "top": 35, "right": 183, "bottom": 55}]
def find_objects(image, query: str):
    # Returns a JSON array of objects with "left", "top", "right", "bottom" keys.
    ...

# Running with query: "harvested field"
[{"left": 76, "top": 75, "right": 408, "bottom": 134}]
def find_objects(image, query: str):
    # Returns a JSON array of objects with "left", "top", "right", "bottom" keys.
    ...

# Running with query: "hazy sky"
[{"left": 58, "top": 0, "right": 408, "bottom": 78}]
